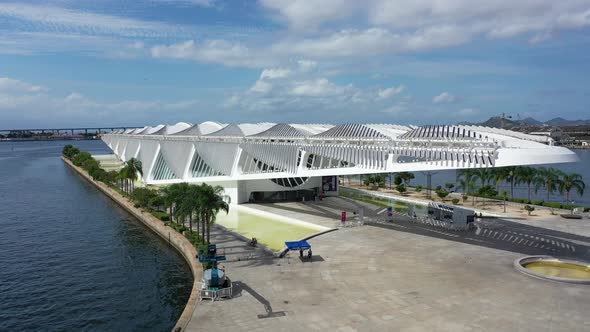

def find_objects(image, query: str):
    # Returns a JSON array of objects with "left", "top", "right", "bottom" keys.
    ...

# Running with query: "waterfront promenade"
[
  {"left": 189, "top": 199, "right": 590, "bottom": 332},
  {"left": 63, "top": 152, "right": 590, "bottom": 331},
  {"left": 62, "top": 157, "right": 202, "bottom": 332}
]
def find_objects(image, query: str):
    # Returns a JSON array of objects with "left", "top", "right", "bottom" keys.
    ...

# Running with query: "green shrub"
[
  {"left": 185, "top": 230, "right": 202, "bottom": 246},
  {"left": 524, "top": 205, "right": 535, "bottom": 215},
  {"left": 477, "top": 185, "right": 498, "bottom": 197},
  {"left": 151, "top": 210, "right": 170, "bottom": 221},
  {"left": 435, "top": 189, "right": 449, "bottom": 200},
  {"left": 395, "top": 184, "right": 407, "bottom": 194},
  {"left": 131, "top": 187, "right": 159, "bottom": 208},
  {"left": 452, "top": 198, "right": 460, "bottom": 205},
  {"left": 169, "top": 223, "right": 187, "bottom": 233},
  {"left": 414, "top": 185, "right": 423, "bottom": 192}
]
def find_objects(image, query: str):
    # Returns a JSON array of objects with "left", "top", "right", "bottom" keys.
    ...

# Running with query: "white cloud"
[
  {"left": 0, "top": 77, "right": 46, "bottom": 93},
  {"left": 290, "top": 78, "right": 349, "bottom": 97},
  {"left": 263, "top": 1, "right": 590, "bottom": 58},
  {"left": 0, "top": 77, "right": 198, "bottom": 127},
  {"left": 0, "top": 3, "right": 189, "bottom": 39},
  {"left": 152, "top": 0, "right": 218, "bottom": 7},
  {"left": 260, "top": 0, "right": 359, "bottom": 30},
  {"left": 260, "top": 68, "right": 291, "bottom": 80},
  {"left": 297, "top": 60, "right": 317, "bottom": 72},
  {"left": 377, "top": 85, "right": 404, "bottom": 99},
  {"left": 250, "top": 80, "right": 273, "bottom": 93},
  {"left": 151, "top": 40, "right": 271, "bottom": 68},
  {"left": 433, "top": 92, "right": 457, "bottom": 103},
  {"left": 224, "top": 66, "right": 417, "bottom": 120}
]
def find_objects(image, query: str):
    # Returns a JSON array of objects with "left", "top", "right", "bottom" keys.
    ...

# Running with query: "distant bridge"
[{"left": 0, "top": 127, "right": 139, "bottom": 135}]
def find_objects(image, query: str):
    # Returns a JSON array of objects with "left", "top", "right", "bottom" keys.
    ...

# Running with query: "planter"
[{"left": 560, "top": 214, "right": 583, "bottom": 219}]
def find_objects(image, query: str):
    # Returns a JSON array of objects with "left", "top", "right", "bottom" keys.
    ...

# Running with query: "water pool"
[
  {"left": 515, "top": 256, "right": 590, "bottom": 284},
  {"left": 524, "top": 261, "right": 590, "bottom": 280},
  {"left": 215, "top": 207, "right": 327, "bottom": 251}
]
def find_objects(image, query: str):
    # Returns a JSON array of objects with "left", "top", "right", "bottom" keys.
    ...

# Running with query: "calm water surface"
[{"left": 0, "top": 140, "right": 192, "bottom": 331}]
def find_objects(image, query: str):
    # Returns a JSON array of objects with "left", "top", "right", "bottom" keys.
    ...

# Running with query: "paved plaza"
[{"left": 187, "top": 199, "right": 590, "bottom": 332}]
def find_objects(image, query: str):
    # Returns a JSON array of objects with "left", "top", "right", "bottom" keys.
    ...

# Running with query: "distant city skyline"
[{"left": 1, "top": 0, "right": 589, "bottom": 128}]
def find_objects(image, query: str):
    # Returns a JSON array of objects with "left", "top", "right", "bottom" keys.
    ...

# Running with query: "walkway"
[{"left": 186, "top": 199, "right": 590, "bottom": 331}]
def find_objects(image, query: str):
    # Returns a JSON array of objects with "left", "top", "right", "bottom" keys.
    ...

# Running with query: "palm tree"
[
  {"left": 162, "top": 183, "right": 190, "bottom": 224},
  {"left": 490, "top": 167, "right": 508, "bottom": 192},
  {"left": 177, "top": 184, "right": 202, "bottom": 234},
  {"left": 473, "top": 168, "right": 491, "bottom": 186},
  {"left": 515, "top": 166, "right": 536, "bottom": 201},
  {"left": 198, "top": 184, "right": 230, "bottom": 244},
  {"left": 534, "top": 167, "right": 564, "bottom": 201},
  {"left": 504, "top": 166, "right": 517, "bottom": 198},
  {"left": 560, "top": 173, "right": 585, "bottom": 202},
  {"left": 457, "top": 169, "right": 477, "bottom": 206},
  {"left": 117, "top": 166, "right": 129, "bottom": 193},
  {"left": 125, "top": 158, "right": 143, "bottom": 193}
]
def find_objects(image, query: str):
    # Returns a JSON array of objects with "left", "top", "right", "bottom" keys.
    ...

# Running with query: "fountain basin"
[{"left": 514, "top": 256, "right": 590, "bottom": 284}]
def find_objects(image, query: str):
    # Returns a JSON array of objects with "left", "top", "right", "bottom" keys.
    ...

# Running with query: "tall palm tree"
[
  {"left": 515, "top": 166, "right": 536, "bottom": 201},
  {"left": 534, "top": 167, "right": 564, "bottom": 201},
  {"left": 198, "top": 184, "right": 230, "bottom": 244},
  {"left": 125, "top": 158, "right": 143, "bottom": 193},
  {"left": 490, "top": 167, "right": 508, "bottom": 192},
  {"left": 457, "top": 169, "right": 478, "bottom": 206},
  {"left": 162, "top": 182, "right": 190, "bottom": 224},
  {"left": 560, "top": 173, "right": 585, "bottom": 202},
  {"left": 473, "top": 168, "right": 491, "bottom": 186},
  {"left": 504, "top": 166, "right": 518, "bottom": 198},
  {"left": 118, "top": 166, "right": 129, "bottom": 193},
  {"left": 177, "top": 184, "right": 202, "bottom": 233}
]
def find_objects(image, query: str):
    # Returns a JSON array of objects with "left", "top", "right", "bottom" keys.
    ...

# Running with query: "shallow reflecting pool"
[
  {"left": 215, "top": 207, "right": 327, "bottom": 251},
  {"left": 524, "top": 261, "right": 590, "bottom": 280}
]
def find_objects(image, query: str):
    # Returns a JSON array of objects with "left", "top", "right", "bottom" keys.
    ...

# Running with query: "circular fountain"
[{"left": 514, "top": 256, "right": 590, "bottom": 284}]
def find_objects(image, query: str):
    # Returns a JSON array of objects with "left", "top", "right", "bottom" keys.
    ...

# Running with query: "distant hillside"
[
  {"left": 544, "top": 117, "right": 590, "bottom": 126},
  {"left": 480, "top": 116, "right": 519, "bottom": 128},
  {"left": 459, "top": 116, "right": 590, "bottom": 129}
]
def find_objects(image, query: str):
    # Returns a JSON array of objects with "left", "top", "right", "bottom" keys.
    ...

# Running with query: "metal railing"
[{"left": 199, "top": 282, "right": 233, "bottom": 301}]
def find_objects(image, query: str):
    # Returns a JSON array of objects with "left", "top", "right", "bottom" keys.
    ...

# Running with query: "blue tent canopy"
[{"left": 285, "top": 240, "right": 311, "bottom": 251}]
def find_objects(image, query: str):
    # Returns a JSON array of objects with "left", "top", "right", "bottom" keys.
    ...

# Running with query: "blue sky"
[{"left": 1, "top": 0, "right": 589, "bottom": 128}]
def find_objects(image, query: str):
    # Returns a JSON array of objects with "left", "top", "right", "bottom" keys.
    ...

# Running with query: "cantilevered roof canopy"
[
  {"left": 248, "top": 123, "right": 312, "bottom": 138},
  {"left": 312, "top": 123, "right": 389, "bottom": 139},
  {"left": 207, "top": 123, "right": 275, "bottom": 137}
]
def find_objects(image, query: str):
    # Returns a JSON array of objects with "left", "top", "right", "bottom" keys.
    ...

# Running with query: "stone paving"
[{"left": 186, "top": 199, "right": 590, "bottom": 332}]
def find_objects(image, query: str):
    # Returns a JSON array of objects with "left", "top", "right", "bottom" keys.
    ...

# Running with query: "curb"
[{"left": 62, "top": 157, "right": 201, "bottom": 332}]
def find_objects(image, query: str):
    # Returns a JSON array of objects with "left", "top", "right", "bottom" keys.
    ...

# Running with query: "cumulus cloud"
[
  {"left": 290, "top": 78, "right": 350, "bottom": 97},
  {"left": 433, "top": 92, "right": 457, "bottom": 103},
  {"left": 377, "top": 85, "right": 404, "bottom": 99},
  {"left": 0, "top": 77, "right": 198, "bottom": 127},
  {"left": 262, "top": 1, "right": 590, "bottom": 59},
  {"left": 260, "top": 0, "right": 359, "bottom": 30},
  {"left": 250, "top": 80, "right": 273, "bottom": 94},
  {"left": 150, "top": 40, "right": 272, "bottom": 68},
  {"left": 260, "top": 68, "right": 291, "bottom": 80},
  {"left": 224, "top": 65, "right": 416, "bottom": 119},
  {"left": 0, "top": 77, "right": 46, "bottom": 93},
  {"left": 297, "top": 60, "right": 317, "bottom": 72}
]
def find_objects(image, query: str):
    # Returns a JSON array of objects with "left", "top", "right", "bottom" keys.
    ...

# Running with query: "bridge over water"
[{"left": 0, "top": 127, "right": 138, "bottom": 135}]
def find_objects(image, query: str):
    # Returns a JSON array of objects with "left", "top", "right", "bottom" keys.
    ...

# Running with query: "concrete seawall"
[{"left": 62, "top": 157, "right": 201, "bottom": 332}]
